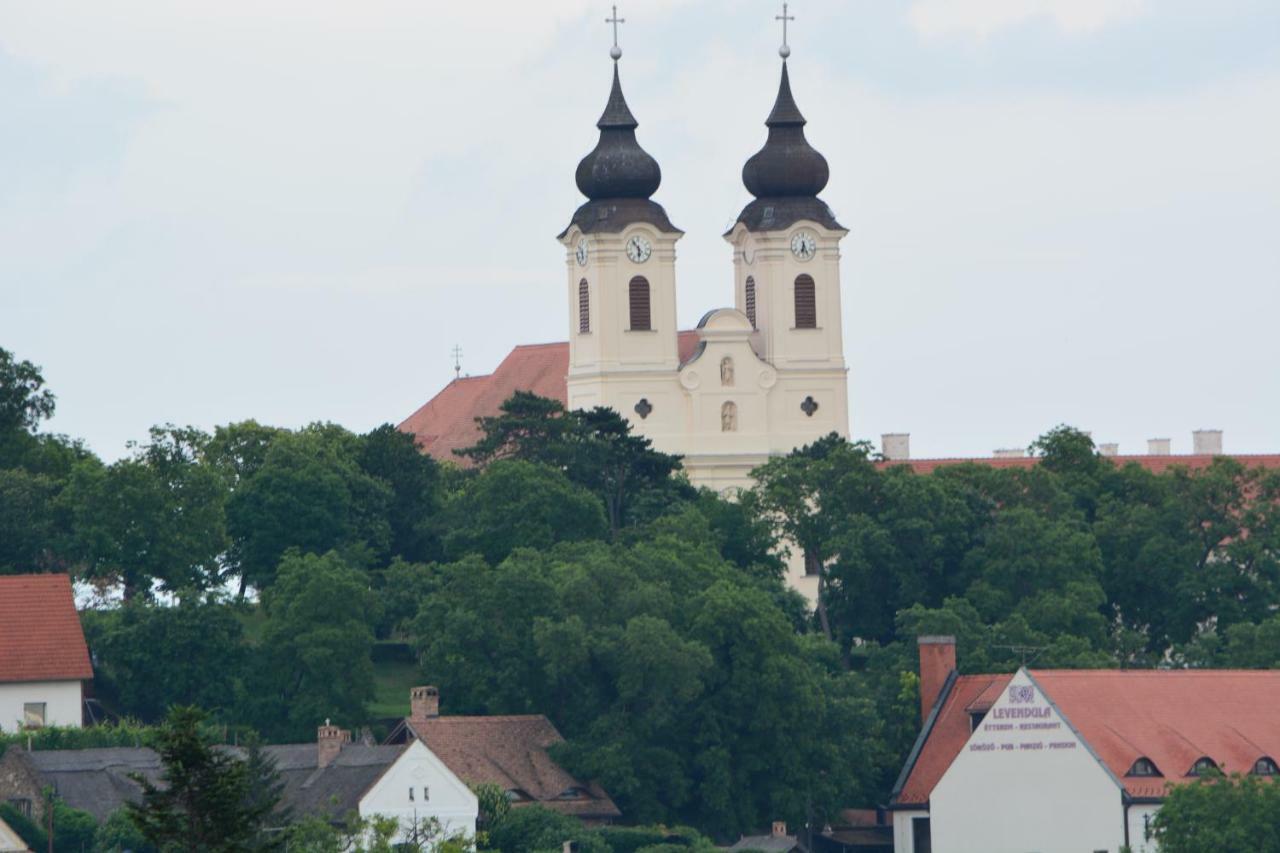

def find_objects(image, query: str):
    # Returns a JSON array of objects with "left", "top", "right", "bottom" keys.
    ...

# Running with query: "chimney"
[
  {"left": 1098, "top": 443, "right": 1119, "bottom": 457},
  {"left": 317, "top": 720, "right": 351, "bottom": 769},
  {"left": 917, "top": 636, "right": 957, "bottom": 724},
  {"left": 992, "top": 448, "right": 1025, "bottom": 459},
  {"left": 410, "top": 685, "right": 440, "bottom": 720},
  {"left": 1148, "top": 438, "right": 1171, "bottom": 456},
  {"left": 882, "top": 433, "right": 910, "bottom": 462},
  {"left": 1192, "top": 429, "right": 1222, "bottom": 456},
  {"left": 772, "top": 822, "right": 788, "bottom": 838}
]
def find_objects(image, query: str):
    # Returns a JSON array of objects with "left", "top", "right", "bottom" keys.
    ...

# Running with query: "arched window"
[
  {"left": 1253, "top": 757, "right": 1278, "bottom": 776},
  {"left": 794, "top": 275, "right": 816, "bottom": 329},
  {"left": 629, "top": 276, "right": 651, "bottom": 331},
  {"left": 578, "top": 279, "right": 590, "bottom": 333},
  {"left": 1189, "top": 757, "right": 1218, "bottom": 777},
  {"left": 1127, "top": 758, "right": 1161, "bottom": 777},
  {"left": 744, "top": 276, "right": 757, "bottom": 328}
]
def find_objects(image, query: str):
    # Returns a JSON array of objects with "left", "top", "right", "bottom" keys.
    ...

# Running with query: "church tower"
[
  {"left": 723, "top": 52, "right": 849, "bottom": 444},
  {"left": 557, "top": 38, "right": 685, "bottom": 446}
]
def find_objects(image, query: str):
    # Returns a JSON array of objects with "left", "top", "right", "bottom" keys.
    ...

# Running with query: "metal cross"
[
  {"left": 776, "top": 2, "right": 795, "bottom": 57},
  {"left": 606, "top": 5, "right": 625, "bottom": 59},
  {"left": 451, "top": 344, "right": 463, "bottom": 379}
]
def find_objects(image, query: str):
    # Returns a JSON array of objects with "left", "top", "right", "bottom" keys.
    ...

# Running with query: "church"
[{"left": 400, "top": 33, "right": 851, "bottom": 598}]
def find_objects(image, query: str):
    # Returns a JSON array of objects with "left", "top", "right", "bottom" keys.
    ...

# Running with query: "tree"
[
  {"left": 240, "top": 551, "right": 378, "bottom": 740},
  {"left": 127, "top": 706, "right": 283, "bottom": 852},
  {"left": 442, "top": 460, "right": 609, "bottom": 563},
  {"left": 226, "top": 425, "right": 392, "bottom": 593},
  {"left": 358, "top": 424, "right": 443, "bottom": 563},
  {"left": 0, "top": 468, "right": 59, "bottom": 572},
  {"left": 459, "top": 393, "right": 687, "bottom": 535},
  {"left": 63, "top": 426, "right": 228, "bottom": 599},
  {"left": 84, "top": 597, "right": 246, "bottom": 722},
  {"left": 0, "top": 346, "right": 56, "bottom": 435},
  {"left": 1151, "top": 772, "right": 1280, "bottom": 853}
]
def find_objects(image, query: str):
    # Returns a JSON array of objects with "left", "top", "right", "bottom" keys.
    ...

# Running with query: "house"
[
  {"left": 0, "top": 574, "right": 93, "bottom": 731},
  {"left": 890, "top": 636, "right": 1280, "bottom": 853},
  {"left": 812, "top": 810, "right": 893, "bottom": 853},
  {"left": 0, "top": 723, "right": 478, "bottom": 843},
  {"left": 385, "top": 686, "right": 621, "bottom": 824}
]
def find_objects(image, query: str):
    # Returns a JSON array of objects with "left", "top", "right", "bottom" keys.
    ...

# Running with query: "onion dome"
[
  {"left": 560, "top": 65, "right": 679, "bottom": 237},
  {"left": 734, "top": 62, "right": 842, "bottom": 233}
]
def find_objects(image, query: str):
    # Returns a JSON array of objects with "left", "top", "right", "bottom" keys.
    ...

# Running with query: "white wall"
[
  {"left": 892, "top": 809, "right": 928, "bottom": 853},
  {"left": 1126, "top": 805, "right": 1161, "bottom": 853},
  {"left": 929, "top": 670, "right": 1126, "bottom": 853},
  {"left": 0, "top": 681, "right": 82, "bottom": 731},
  {"left": 359, "top": 740, "right": 478, "bottom": 843}
]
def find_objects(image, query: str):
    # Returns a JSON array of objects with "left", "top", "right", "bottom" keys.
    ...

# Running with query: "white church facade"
[{"left": 401, "top": 44, "right": 851, "bottom": 598}]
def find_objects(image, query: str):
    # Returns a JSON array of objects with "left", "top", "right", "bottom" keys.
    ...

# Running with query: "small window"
[
  {"left": 629, "top": 276, "right": 651, "bottom": 331},
  {"left": 794, "top": 275, "right": 816, "bottom": 329},
  {"left": 558, "top": 787, "right": 588, "bottom": 800},
  {"left": 911, "top": 816, "right": 931, "bottom": 853},
  {"left": 578, "top": 279, "right": 590, "bottom": 333},
  {"left": 1127, "top": 757, "right": 1161, "bottom": 777},
  {"left": 1190, "top": 756, "right": 1218, "bottom": 776},
  {"left": 23, "top": 702, "right": 46, "bottom": 728},
  {"left": 423, "top": 786, "right": 430, "bottom": 801},
  {"left": 6, "top": 798, "right": 32, "bottom": 819},
  {"left": 744, "top": 276, "right": 757, "bottom": 328},
  {"left": 505, "top": 789, "right": 531, "bottom": 802},
  {"left": 1254, "top": 757, "right": 1279, "bottom": 776}
]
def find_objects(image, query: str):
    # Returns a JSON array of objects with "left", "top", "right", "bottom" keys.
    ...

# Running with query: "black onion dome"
[
  {"left": 560, "top": 65, "right": 679, "bottom": 237},
  {"left": 734, "top": 62, "right": 843, "bottom": 233}
]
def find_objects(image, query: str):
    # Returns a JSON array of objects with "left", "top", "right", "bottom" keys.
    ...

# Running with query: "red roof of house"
[
  {"left": 881, "top": 455, "right": 1280, "bottom": 476},
  {"left": 894, "top": 669, "right": 1280, "bottom": 806},
  {"left": 0, "top": 574, "right": 93, "bottom": 684},
  {"left": 403, "top": 714, "right": 621, "bottom": 819},
  {"left": 399, "top": 333, "right": 701, "bottom": 464}
]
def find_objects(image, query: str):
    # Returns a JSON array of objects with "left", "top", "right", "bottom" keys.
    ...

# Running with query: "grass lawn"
[{"left": 370, "top": 659, "right": 421, "bottom": 719}]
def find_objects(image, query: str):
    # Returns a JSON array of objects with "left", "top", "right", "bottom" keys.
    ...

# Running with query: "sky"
[{"left": 1, "top": 0, "right": 1278, "bottom": 461}]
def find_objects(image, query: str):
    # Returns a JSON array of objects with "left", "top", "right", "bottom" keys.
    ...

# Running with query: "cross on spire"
[
  {"left": 776, "top": 2, "right": 795, "bottom": 59},
  {"left": 606, "top": 5, "right": 625, "bottom": 61},
  {"left": 451, "top": 344, "right": 463, "bottom": 380}
]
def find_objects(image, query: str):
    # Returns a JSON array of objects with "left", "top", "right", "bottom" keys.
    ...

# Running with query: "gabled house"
[
  {"left": 0, "top": 814, "right": 30, "bottom": 852},
  {"left": 385, "top": 686, "right": 621, "bottom": 824},
  {"left": 0, "top": 574, "right": 93, "bottom": 731},
  {"left": 890, "top": 636, "right": 1280, "bottom": 853},
  {"left": 0, "top": 724, "right": 478, "bottom": 843}
]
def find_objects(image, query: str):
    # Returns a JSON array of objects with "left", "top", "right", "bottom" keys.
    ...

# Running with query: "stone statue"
[
  {"left": 720, "top": 357, "right": 735, "bottom": 386},
  {"left": 721, "top": 401, "right": 737, "bottom": 432}
]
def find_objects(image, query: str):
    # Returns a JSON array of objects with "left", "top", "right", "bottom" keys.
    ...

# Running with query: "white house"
[
  {"left": 891, "top": 636, "right": 1280, "bottom": 853},
  {"left": 0, "top": 574, "right": 92, "bottom": 731},
  {"left": 400, "top": 47, "right": 851, "bottom": 601},
  {"left": 354, "top": 735, "right": 478, "bottom": 841}
]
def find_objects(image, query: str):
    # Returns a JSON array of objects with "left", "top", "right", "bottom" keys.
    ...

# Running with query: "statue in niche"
[
  {"left": 720, "top": 356, "right": 735, "bottom": 387},
  {"left": 721, "top": 401, "right": 737, "bottom": 432}
]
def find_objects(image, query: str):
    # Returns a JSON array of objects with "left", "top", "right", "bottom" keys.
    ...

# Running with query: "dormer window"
[
  {"left": 505, "top": 789, "right": 531, "bottom": 802},
  {"left": 1253, "top": 757, "right": 1278, "bottom": 776},
  {"left": 1127, "top": 758, "right": 1161, "bottom": 777},
  {"left": 558, "top": 787, "right": 589, "bottom": 800},
  {"left": 1189, "top": 757, "right": 1218, "bottom": 777}
]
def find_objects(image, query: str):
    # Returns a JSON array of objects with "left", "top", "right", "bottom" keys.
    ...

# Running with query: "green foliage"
[
  {"left": 240, "top": 551, "right": 378, "bottom": 740},
  {"left": 0, "top": 798, "right": 98, "bottom": 853},
  {"left": 459, "top": 392, "right": 688, "bottom": 534},
  {"left": 0, "top": 721, "right": 159, "bottom": 756},
  {"left": 485, "top": 805, "right": 607, "bottom": 853},
  {"left": 286, "top": 812, "right": 470, "bottom": 853},
  {"left": 84, "top": 597, "right": 247, "bottom": 722},
  {"left": 470, "top": 781, "right": 511, "bottom": 834},
  {"left": 97, "top": 808, "right": 159, "bottom": 852},
  {"left": 127, "top": 706, "right": 283, "bottom": 852},
  {"left": 0, "top": 468, "right": 60, "bottom": 572},
  {"left": 0, "top": 346, "right": 56, "bottom": 434},
  {"left": 413, "top": 512, "right": 886, "bottom": 837},
  {"left": 443, "top": 460, "right": 609, "bottom": 563},
  {"left": 359, "top": 423, "right": 444, "bottom": 564},
  {"left": 1151, "top": 772, "right": 1280, "bottom": 853}
]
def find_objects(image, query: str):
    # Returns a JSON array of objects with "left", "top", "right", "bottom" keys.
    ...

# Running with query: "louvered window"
[
  {"left": 794, "top": 275, "right": 816, "bottom": 329},
  {"left": 745, "top": 277, "right": 757, "bottom": 328},
  {"left": 629, "top": 276, "right": 651, "bottom": 331},
  {"left": 578, "top": 279, "right": 590, "bottom": 333}
]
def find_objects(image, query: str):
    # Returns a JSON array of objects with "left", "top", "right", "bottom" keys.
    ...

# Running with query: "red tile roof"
[
  {"left": 402, "top": 715, "right": 621, "bottom": 820},
  {"left": 0, "top": 574, "right": 93, "bottom": 684},
  {"left": 894, "top": 669, "right": 1280, "bottom": 806},
  {"left": 399, "top": 333, "right": 701, "bottom": 464},
  {"left": 881, "top": 455, "right": 1280, "bottom": 476}
]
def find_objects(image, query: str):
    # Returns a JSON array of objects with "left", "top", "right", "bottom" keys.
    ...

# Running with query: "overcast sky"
[{"left": 2, "top": 0, "right": 1278, "bottom": 461}]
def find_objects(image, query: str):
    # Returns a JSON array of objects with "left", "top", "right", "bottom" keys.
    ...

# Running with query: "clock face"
[
  {"left": 790, "top": 231, "right": 817, "bottom": 261},
  {"left": 625, "top": 235, "right": 652, "bottom": 263},
  {"left": 575, "top": 239, "right": 588, "bottom": 266}
]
